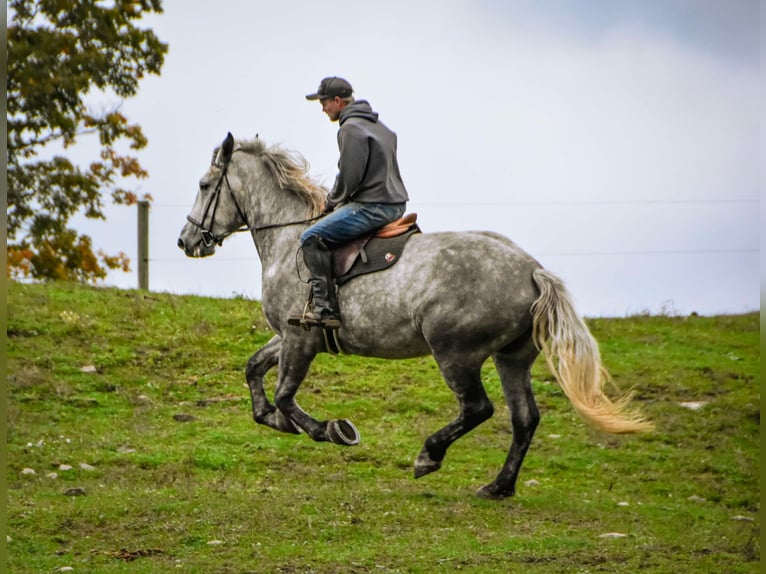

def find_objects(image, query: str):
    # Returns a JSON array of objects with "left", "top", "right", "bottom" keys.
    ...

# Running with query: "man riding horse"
[{"left": 288, "top": 77, "right": 409, "bottom": 329}]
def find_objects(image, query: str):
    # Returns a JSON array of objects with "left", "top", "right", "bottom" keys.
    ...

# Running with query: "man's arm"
[{"left": 326, "top": 123, "right": 369, "bottom": 207}]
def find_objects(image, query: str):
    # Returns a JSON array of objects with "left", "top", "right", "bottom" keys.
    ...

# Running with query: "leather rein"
[{"left": 185, "top": 155, "right": 322, "bottom": 247}]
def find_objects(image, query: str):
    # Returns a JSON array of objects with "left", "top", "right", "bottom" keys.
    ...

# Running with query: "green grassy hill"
[{"left": 6, "top": 282, "right": 760, "bottom": 573}]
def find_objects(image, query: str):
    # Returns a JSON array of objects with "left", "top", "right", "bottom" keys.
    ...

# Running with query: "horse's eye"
[{"left": 200, "top": 182, "right": 210, "bottom": 191}]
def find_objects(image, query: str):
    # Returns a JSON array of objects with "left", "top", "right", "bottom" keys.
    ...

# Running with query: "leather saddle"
[{"left": 331, "top": 213, "right": 419, "bottom": 284}]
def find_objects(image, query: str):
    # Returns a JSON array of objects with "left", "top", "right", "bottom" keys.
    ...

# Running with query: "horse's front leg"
[
  {"left": 245, "top": 335, "right": 300, "bottom": 434},
  {"left": 274, "top": 342, "right": 360, "bottom": 446}
]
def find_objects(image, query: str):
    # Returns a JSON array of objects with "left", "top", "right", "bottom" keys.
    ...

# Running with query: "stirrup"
[
  {"left": 287, "top": 301, "right": 340, "bottom": 330},
  {"left": 287, "top": 300, "right": 313, "bottom": 330}
]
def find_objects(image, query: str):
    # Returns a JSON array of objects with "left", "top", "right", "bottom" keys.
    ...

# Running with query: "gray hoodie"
[{"left": 326, "top": 100, "right": 409, "bottom": 207}]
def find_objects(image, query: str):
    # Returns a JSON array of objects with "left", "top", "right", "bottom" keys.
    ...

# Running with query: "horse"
[{"left": 177, "top": 132, "right": 652, "bottom": 500}]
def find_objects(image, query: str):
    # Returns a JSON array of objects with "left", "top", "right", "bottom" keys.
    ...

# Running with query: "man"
[{"left": 289, "top": 76, "right": 409, "bottom": 329}]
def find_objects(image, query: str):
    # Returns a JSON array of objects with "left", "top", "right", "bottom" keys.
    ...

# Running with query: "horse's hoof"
[
  {"left": 413, "top": 452, "right": 442, "bottom": 479},
  {"left": 476, "top": 484, "right": 514, "bottom": 500},
  {"left": 326, "top": 419, "right": 360, "bottom": 446}
]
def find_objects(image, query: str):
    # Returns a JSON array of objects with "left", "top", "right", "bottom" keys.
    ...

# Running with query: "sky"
[{"left": 62, "top": 0, "right": 760, "bottom": 317}]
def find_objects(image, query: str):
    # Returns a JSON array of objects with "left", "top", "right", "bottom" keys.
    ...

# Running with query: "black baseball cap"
[{"left": 305, "top": 77, "right": 354, "bottom": 101}]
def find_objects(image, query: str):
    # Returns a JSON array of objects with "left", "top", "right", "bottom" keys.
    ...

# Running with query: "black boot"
[{"left": 288, "top": 236, "right": 341, "bottom": 329}]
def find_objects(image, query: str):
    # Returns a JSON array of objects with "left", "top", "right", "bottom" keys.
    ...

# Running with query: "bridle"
[
  {"left": 185, "top": 154, "right": 248, "bottom": 247},
  {"left": 185, "top": 153, "right": 322, "bottom": 247}
]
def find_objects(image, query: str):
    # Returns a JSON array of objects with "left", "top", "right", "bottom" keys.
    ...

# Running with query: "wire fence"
[{"left": 148, "top": 197, "right": 759, "bottom": 262}]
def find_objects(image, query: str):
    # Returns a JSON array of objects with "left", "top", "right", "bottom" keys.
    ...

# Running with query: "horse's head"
[{"left": 178, "top": 132, "right": 248, "bottom": 257}]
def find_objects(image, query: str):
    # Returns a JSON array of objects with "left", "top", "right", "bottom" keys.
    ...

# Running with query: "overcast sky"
[{"left": 66, "top": 0, "right": 760, "bottom": 317}]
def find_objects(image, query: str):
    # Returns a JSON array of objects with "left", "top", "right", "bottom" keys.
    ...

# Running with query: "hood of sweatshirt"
[{"left": 339, "top": 100, "right": 379, "bottom": 125}]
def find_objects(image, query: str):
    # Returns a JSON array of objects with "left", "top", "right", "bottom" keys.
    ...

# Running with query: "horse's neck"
[
  {"left": 251, "top": 224, "right": 309, "bottom": 324},
  {"left": 239, "top": 168, "right": 310, "bottom": 267},
  {"left": 243, "top": 182, "right": 311, "bottom": 291},
  {"left": 251, "top": 225, "right": 305, "bottom": 275},
  {"left": 237, "top": 162, "right": 318, "bottom": 315}
]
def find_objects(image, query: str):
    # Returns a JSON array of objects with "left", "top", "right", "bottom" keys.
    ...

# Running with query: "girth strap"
[{"left": 322, "top": 327, "right": 345, "bottom": 355}]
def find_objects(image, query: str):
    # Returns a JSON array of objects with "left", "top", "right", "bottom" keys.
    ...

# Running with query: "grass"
[{"left": 5, "top": 281, "right": 760, "bottom": 573}]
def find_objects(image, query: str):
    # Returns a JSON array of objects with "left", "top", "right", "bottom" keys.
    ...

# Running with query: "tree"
[{"left": 6, "top": 0, "right": 168, "bottom": 282}]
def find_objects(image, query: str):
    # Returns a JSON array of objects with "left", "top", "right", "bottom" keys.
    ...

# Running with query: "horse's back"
[
  {"left": 396, "top": 230, "right": 541, "bottom": 291},
  {"left": 337, "top": 230, "right": 542, "bottom": 358}
]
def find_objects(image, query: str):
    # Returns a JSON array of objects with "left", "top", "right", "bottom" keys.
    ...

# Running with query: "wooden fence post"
[{"left": 137, "top": 200, "right": 150, "bottom": 290}]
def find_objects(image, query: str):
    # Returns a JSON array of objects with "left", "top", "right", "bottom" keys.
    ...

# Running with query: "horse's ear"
[{"left": 222, "top": 132, "right": 234, "bottom": 163}]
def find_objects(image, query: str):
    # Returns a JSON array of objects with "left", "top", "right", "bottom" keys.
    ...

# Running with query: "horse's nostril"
[{"left": 177, "top": 238, "right": 185, "bottom": 250}]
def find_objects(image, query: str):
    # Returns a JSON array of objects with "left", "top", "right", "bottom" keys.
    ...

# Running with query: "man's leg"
[
  {"left": 289, "top": 202, "right": 406, "bottom": 328},
  {"left": 297, "top": 235, "right": 340, "bottom": 328},
  {"left": 301, "top": 202, "right": 406, "bottom": 245}
]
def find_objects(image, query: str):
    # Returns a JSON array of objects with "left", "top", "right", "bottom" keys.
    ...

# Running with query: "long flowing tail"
[{"left": 531, "top": 268, "right": 653, "bottom": 434}]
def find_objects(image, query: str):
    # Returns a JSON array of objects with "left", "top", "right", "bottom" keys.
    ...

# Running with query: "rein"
[
  {"left": 252, "top": 214, "right": 323, "bottom": 233},
  {"left": 185, "top": 155, "right": 323, "bottom": 246}
]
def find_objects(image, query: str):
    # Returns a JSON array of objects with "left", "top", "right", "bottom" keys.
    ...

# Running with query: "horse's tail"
[{"left": 530, "top": 268, "right": 653, "bottom": 434}]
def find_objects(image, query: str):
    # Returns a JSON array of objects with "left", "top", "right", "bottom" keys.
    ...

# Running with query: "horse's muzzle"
[{"left": 178, "top": 226, "right": 216, "bottom": 258}]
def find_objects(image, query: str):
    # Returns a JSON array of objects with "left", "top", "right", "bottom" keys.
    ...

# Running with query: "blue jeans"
[{"left": 300, "top": 202, "right": 406, "bottom": 246}]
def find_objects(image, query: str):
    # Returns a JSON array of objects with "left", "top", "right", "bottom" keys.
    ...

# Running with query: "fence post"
[{"left": 137, "top": 200, "right": 150, "bottom": 290}]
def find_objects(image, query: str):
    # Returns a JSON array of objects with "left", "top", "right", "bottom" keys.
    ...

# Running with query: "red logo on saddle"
[{"left": 385, "top": 252, "right": 396, "bottom": 263}]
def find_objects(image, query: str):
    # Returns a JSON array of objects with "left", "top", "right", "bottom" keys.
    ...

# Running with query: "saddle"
[{"left": 332, "top": 213, "right": 419, "bottom": 285}]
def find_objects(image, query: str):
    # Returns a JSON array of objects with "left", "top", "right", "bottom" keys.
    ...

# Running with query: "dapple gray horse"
[{"left": 178, "top": 133, "right": 652, "bottom": 500}]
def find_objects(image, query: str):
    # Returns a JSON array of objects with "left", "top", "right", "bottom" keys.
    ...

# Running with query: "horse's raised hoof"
[
  {"left": 326, "top": 419, "right": 360, "bottom": 446},
  {"left": 413, "top": 451, "right": 442, "bottom": 479},
  {"left": 476, "top": 484, "right": 514, "bottom": 500}
]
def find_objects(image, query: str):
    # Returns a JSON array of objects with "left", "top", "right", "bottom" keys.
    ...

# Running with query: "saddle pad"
[{"left": 335, "top": 226, "right": 420, "bottom": 286}]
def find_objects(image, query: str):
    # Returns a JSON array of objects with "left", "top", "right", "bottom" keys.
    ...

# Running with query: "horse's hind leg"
[
  {"left": 477, "top": 333, "right": 540, "bottom": 500},
  {"left": 414, "top": 361, "right": 494, "bottom": 478},
  {"left": 245, "top": 335, "right": 300, "bottom": 434}
]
